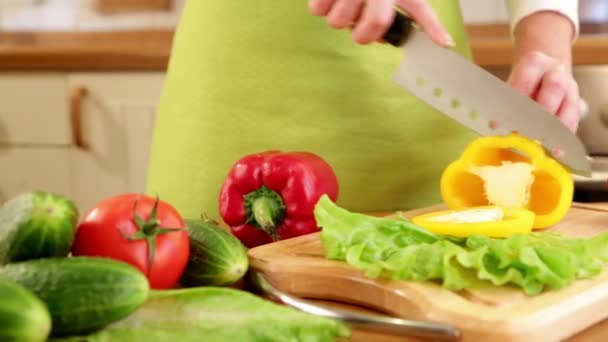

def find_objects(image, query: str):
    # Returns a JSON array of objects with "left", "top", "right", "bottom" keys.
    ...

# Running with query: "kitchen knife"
[
  {"left": 249, "top": 271, "right": 461, "bottom": 340},
  {"left": 383, "top": 11, "right": 592, "bottom": 177}
]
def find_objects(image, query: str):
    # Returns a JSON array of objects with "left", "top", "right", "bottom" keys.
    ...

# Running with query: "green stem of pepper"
[{"left": 244, "top": 186, "right": 285, "bottom": 240}]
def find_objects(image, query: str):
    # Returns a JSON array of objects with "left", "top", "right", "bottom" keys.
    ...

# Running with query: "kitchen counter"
[
  {"left": 0, "top": 30, "right": 173, "bottom": 71},
  {"left": 467, "top": 23, "right": 608, "bottom": 67},
  {"left": 1, "top": 24, "right": 608, "bottom": 71}
]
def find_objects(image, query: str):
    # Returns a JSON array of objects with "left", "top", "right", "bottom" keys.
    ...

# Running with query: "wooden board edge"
[{"left": 249, "top": 264, "right": 608, "bottom": 341}]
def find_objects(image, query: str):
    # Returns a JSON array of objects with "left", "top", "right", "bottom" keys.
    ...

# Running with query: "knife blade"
[{"left": 383, "top": 12, "right": 591, "bottom": 177}]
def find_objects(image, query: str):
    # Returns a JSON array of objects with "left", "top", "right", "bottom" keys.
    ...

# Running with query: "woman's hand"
[
  {"left": 308, "top": 0, "right": 454, "bottom": 47},
  {"left": 507, "top": 11, "right": 580, "bottom": 133}
]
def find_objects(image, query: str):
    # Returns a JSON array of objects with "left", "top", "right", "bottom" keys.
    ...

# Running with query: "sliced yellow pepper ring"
[
  {"left": 411, "top": 206, "right": 535, "bottom": 238},
  {"left": 440, "top": 134, "right": 573, "bottom": 229}
]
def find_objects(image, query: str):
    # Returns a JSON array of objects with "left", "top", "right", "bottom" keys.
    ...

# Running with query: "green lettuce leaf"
[
  {"left": 314, "top": 195, "right": 608, "bottom": 296},
  {"left": 54, "top": 287, "right": 350, "bottom": 342}
]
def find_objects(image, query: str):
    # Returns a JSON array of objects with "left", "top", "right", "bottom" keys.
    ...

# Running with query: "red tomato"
[{"left": 72, "top": 193, "right": 190, "bottom": 289}]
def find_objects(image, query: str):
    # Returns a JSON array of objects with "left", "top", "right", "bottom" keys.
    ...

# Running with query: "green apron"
[{"left": 146, "top": 0, "right": 477, "bottom": 220}]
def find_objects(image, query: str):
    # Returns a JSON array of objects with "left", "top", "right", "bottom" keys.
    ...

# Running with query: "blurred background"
[
  {"left": 0, "top": 0, "right": 184, "bottom": 31},
  {"left": 0, "top": 0, "right": 607, "bottom": 213},
  {"left": 0, "top": 0, "right": 605, "bottom": 31}
]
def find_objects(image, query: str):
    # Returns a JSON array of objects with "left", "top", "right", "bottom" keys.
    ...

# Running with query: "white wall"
[
  {"left": 0, "top": 0, "right": 512, "bottom": 31},
  {"left": 0, "top": 0, "right": 185, "bottom": 31},
  {"left": 459, "top": 0, "right": 509, "bottom": 23}
]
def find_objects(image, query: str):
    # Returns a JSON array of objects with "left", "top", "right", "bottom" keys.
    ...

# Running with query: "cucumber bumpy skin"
[
  {"left": 0, "top": 191, "right": 79, "bottom": 264},
  {"left": 0, "top": 257, "right": 150, "bottom": 337},
  {"left": 0, "top": 277, "right": 51, "bottom": 342},
  {"left": 179, "top": 218, "right": 249, "bottom": 287}
]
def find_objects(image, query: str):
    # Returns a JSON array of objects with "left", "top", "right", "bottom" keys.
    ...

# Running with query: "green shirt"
[{"left": 146, "top": 0, "right": 477, "bottom": 219}]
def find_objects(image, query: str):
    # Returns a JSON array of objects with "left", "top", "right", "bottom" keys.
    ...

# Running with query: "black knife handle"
[{"left": 383, "top": 11, "right": 414, "bottom": 46}]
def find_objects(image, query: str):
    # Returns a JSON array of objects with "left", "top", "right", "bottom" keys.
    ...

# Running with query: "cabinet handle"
[
  {"left": 600, "top": 105, "right": 608, "bottom": 127},
  {"left": 70, "top": 86, "right": 88, "bottom": 149}
]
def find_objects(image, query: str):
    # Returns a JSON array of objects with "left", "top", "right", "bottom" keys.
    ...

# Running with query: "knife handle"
[{"left": 383, "top": 11, "right": 414, "bottom": 46}]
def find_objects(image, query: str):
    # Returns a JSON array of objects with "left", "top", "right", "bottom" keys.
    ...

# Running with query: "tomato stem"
[{"left": 119, "top": 196, "right": 185, "bottom": 276}]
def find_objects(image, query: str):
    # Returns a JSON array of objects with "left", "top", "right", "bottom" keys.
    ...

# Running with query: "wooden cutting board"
[{"left": 248, "top": 203, "right": 608, "bottom": 341}]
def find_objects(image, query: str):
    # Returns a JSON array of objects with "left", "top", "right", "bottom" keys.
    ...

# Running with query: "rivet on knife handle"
[{"left": 383, "top": 11, "right": 414, "bottom": 46}]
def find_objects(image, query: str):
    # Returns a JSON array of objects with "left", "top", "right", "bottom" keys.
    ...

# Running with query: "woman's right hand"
[{"left": 308, "top": 0, "right": 454, "bottom": 47}]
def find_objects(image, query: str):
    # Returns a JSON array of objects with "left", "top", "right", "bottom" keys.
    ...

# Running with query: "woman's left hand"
[
  {"left": 506, "top": 11, "right": 580, "bottom": 133},
  {"left": 507, "top": 51, "right": 580, "bottom": 132}
]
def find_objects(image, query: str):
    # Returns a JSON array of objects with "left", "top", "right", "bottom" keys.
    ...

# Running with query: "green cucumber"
[
  {"left": 179, "top": 217, "right": 248, "bottom": 287},
  {"left": 0, "top": 191, "right": 78, "bottom": 264},
  {"left": 0, "top": 257, "right": 149, "bottom": 337},
  {"left": 0, "top": 277, "right": 51, "bottom": 342}
]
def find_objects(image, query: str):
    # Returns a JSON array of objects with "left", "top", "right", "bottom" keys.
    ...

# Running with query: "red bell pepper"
[{"left": 219, "top": 151, "right": 339, "bottom": 248}]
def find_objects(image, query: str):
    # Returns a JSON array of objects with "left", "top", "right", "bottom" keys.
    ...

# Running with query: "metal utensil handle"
[
  {"left": 251, "top": 272, "right": 461, "bottom": 341},
  {"left": 383, "top": 11, "right": 415, "bottom": 46}
]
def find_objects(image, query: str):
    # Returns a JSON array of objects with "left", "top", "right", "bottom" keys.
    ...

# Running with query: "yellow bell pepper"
[
  {"left": 439, "top": 134, "right": 573, "bottom": 229},
  {"left": 412, "top": 206, "right": 535, "bottom": 238}
]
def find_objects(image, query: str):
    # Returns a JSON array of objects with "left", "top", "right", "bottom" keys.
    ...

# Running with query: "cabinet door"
[
  {"left": 67, "top": 73, "right": 165, "bottom": 212},
  {"left": 0, "top": 73, "right": 70, "bottom": 145},
  {"left": 0, "top": 146, "right": 73, "bottom": 204}
]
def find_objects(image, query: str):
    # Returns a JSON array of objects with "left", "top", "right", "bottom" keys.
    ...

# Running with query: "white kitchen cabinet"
[
  {"left": 0, "top": 146, "right": 73, "bottom": 204},
  {"left": 67, "top": 72, "right": 165, "bottom": 212},
  {"left": 0, "top": 72, "right": 166, "bottom": 214},
  {"left": 0, "top": 73, "right": 75, "bottom": 204},
  {"left": 0, "top": 73, "right": 70, "bottom": 144}
]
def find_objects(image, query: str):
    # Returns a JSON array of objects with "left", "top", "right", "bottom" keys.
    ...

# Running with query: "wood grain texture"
[
  {"left": 95, "top": 0, "right": 172, "bottom": 14},
  {"left": 0, "top": 30, "right": 174, "bottom": 71},
  {"left": 0, "top": 25, "right": 608, "bottom": 70},
  {"left": 466, "top": 24, "right": 608, "bottom": 67},
  {"left": 468, "top": 34, "right": 608, "bottom": 67},
  {"left": 249, "top": 203, "right": 608, "bottom": 341}
]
